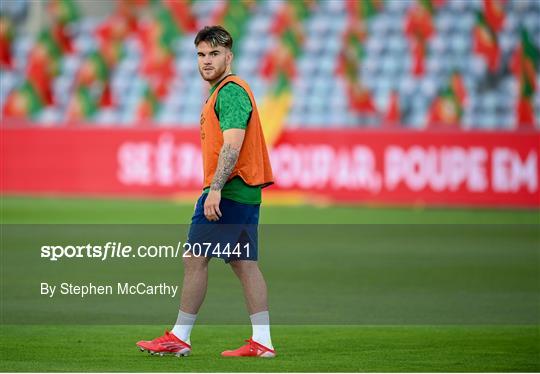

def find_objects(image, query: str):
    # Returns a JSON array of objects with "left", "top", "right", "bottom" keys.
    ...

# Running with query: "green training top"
[{"left": 202, "top": 79, "right": 262, "bottom": 205}]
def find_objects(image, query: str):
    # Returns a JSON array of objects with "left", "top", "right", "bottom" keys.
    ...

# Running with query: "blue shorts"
[{"left": 186, "top": 194, "right": 260, "bottom": 263}]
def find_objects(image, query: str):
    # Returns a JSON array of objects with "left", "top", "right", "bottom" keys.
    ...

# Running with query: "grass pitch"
[
  {"left": 1, "top": 325, "right": 538, "bottom": 372},
  {"left": 2, "top": 195, "right": 539, "bottom": 224},
  {"left": 1, "top": 195, "right": 539, "bottom": 372}
]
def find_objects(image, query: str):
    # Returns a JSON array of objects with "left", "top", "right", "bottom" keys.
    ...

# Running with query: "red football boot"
[
  {"left": 221, "top": 338, "right": 276, "bottom": 358},
  {"left": 136, "top": 330, "right": 191, "bottom": 357}
]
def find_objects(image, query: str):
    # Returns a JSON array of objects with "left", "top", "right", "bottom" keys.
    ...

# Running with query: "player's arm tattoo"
[{"left": 210, "top": 143, "right": 240, "bottom": 191}]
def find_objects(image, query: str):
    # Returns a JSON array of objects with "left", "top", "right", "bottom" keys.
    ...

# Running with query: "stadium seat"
[{"left": 1, "top": 0, "right": 538, "bottom": 130}]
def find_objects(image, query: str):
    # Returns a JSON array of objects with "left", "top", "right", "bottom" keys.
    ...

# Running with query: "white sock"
[
  {"left": 171, "top": 310, "right": 197, "bottom": 345},
  {"left": 250, "top": 311, "right": 273, "bottom": 349}
]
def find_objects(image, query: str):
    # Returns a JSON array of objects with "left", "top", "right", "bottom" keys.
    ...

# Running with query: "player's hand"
[{"left": 204, "top": 190, "right": 222, "bottom": 221}]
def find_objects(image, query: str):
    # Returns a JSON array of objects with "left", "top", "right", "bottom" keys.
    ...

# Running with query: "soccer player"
[{"left": 136, "top": 26, "right": 276, "bottom": 358}]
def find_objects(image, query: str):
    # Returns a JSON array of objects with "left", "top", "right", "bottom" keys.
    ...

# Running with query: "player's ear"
[{"left": 226, "top": 50, "right": 233, "bottom": 65}]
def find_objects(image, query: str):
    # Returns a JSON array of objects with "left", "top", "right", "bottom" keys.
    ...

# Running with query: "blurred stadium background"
[{"left": 1, "top": 0, "right": 539, "bottom": 208}]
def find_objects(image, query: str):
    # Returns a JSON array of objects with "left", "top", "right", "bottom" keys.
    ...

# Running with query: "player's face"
[{"left": 197, "top": 41, "right": 232, "bottom": 84}]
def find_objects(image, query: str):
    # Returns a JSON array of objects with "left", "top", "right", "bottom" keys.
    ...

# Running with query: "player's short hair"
[{"left": 194, "top": 25, "right": 233, "bottom": 50}]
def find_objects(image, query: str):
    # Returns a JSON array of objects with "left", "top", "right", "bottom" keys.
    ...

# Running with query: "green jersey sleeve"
[{"left": 215, "top": 83, "right": 253, "bottom": 132}]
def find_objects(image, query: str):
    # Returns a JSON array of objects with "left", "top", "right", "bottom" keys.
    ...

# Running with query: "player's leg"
[
  {"left": 135, "top": 255, "right": 209, "bottom": 356},
  {"left": 170, "top": 254, "right": 210, "bottom": 343},
  {"left": 136, "top": 195, "right": 210, "bottom": 356},
  {"left": 229, "top": 260, "right": 268, "bottom": 314},
  {"left": 179, "top": 254, "right": 210, "bottom": 314},
  {"left": 221, "top": 260, "right": 275, "bottom": 357},
  {"left": 171, "top": 196, "right": 213, "bottom": 344}
]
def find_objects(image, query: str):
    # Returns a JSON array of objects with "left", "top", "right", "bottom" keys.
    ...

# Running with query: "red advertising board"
[{"left": 2, "top": 127, "right": 539, "bottom": 208}]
